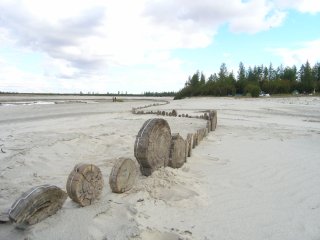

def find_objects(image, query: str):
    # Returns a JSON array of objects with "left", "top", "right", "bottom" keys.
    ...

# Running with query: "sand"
[{"left": 0, "top": 96, "right": 320, "bottom": 240}]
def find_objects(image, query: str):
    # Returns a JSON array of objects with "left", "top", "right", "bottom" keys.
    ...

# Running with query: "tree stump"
[
  {"left": 66, "top": 163, "right": 104, "bottom": 207},
  {"left": 186, "top": 133, "right": 193, "bottom": 157},
  {"left": 109, "top": 158, "right": 137, "bottom": 193},
  {"left": 168, "top": 133, "right": 186, "bottom": 168},
  {"left": 8, "top": 185, "right": 67, "bottom": 228},
  {"left": 134, "top": 118, "right": 171, "bottom": 176}
]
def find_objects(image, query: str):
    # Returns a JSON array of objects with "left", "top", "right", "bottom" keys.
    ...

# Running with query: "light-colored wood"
[
  {"left": 66, "top": 163, "right": 104, "bottom": 207},
  {"left": 209, "top": 110, "right": 217, "bottom": 131},
  {"left": 186, "top": 133, "right": 193, "bottom": 157},
  {"left": 134, "top": 118, "right": 171, "bottom": 176},
  {"left": 172, "top": 109, "right": 177, "bottom": 117},
  {"left": 109, "top": 158, "right": 137, "bottom": 193},
  {"left": 192, "top": 132, "right": 198, "bottom": 148},
  {"left": 8, "top": 185, "right": 67, "bottom": 228},
  {"left": 168, "top": 133, "right": 186, "bottom": 169}
]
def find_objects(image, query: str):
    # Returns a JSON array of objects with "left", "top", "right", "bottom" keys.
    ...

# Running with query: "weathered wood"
[
  {"left": 109, "top": 158, "right": 137, "bottom": 193},
  {"left": 209, "top": 110, "right": 217, "bottom": 131},
  {"left": 66, "top": 163, "right": 104, "bottom": 207},
  {"left": 192, "top": 132, "right": 198, "bottom": 148},
  {"left": 8, "top": 185, "right": 67, "bottom": 228},
  {"left": 168, "top": 133, "right": 186, "bottom": 169},
  {"left": 186, "top": 133, "right": 193, "bottom": 157},
  {"left": 206, "top": 120, "right": 211, "bottom": 132},
  {"left": 172, "top": 109, "right": 177, "bottom": 117},
  {"left": 0, "top": 211, "right": 10, "bottom": 224},
  {"left": 134, "top": 118, "right": 171, "bottom": 176}
]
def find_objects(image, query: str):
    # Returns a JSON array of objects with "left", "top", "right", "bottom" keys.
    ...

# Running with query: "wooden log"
[
  {"left": 168, "top": 133, "right": 186, "bottom": 169},
  {"left": 66, "top": 163, "right": 104, "bottom": 207},
  {"left": 203, "top": 127, "right": 208, "bottom": 137},
  {"left": 172, "top": 109, "right": 177, "bottom": 117},
  {"left": 0, "top": 211, "right": 9, "bottom": 224},
  {"left": 186, "top": 133, "right": 193, "bottom": 157},
  {"left": 192, "top": 132, "right": 198, "bottom": 148},
  {"left": 206, "top": 120, "right": 211, "bottom": 132},
  {"left": 8, "top": 185, "right": 67, "bottom": 228},
  {"left": 197, "top": 129, "right": 202, "bottom": 142},
  {"left": 210, "top": 110, "right": 217, "bottom": 131},
  {"left": 109, "top": 158, "right": 137, "bottom": 193},
  {"left": 134, "top": 118, "right": 171, "bottom": 176}
]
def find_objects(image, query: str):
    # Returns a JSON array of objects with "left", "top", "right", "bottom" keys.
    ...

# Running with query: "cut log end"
[
  {"left": 134, "top": 118, "right": 171, "bottom": 176},
  {"left": 168, "top": 133, "right": 186, "bottom": 169},
  {"left": 109, "top": 158, "right": 137, "bottom": 193},
  {"left": 66, "top": 163, "right": 104, "bottom": 207},
  {"left": 8, "top": 185, "right": 67, "bottom": 228}
]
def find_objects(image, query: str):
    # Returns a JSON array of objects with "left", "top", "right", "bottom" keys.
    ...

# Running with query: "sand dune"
[{"left": 0, "top": 96, "right": 319, "bottom": 240}]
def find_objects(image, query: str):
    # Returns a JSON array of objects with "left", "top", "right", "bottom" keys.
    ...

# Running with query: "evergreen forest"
[{"left": 174, "top": 61, "right": 320, "bottom": 99}]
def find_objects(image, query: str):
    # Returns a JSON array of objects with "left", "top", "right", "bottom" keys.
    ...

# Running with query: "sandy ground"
[{"left": 0, "top": 96, "right": 319, "bottom": 240}]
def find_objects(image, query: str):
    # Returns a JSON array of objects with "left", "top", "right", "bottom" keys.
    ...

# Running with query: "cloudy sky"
[{"left": 0, "top": 0, "right": 320, "bottom": 94}]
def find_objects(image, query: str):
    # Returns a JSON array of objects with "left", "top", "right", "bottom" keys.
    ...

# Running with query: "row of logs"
[
  {"left": 1, "top": 101, "right": 217, "bottom": 229},
  {"left": 131, "top": 100, "right": 170, "bottom": 114},
  {"left": 133, "top": 108, "right": 216, "bottom": 122},
  {"left": 1, "top": 159, "right": 138, "bottom": 229},
  {"left": 133, "top": 109, "right": 217, "bottom": 176}
]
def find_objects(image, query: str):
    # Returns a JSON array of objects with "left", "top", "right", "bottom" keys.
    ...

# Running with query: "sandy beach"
[{"left": 0, "top": 95, "right": 320, "bottom": 240}]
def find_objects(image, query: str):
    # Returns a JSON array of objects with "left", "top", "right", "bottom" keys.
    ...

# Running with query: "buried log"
[
  {"left": 172, "top": 109, "right": 177, "bottom": 117},
  {"left": 66, "top": 163, "right": 104, "bottom": 207},
  {"left": 186, "top": 133, "right": 193, "bottom": 157},
  {"left": 209, "top": 110, "right": 217, "bottom": 131},
  {"left": 0, "top": 211, "right": 9, "bottom": 224},
  {"left": 8, "top": 185, "right": 67, "bottom": 228},
  {"left": 134, "top": 118, "right": 171, "bottom": 176},
  {"left": 109, "top": 158, "right": 137, "bottom": 193},
  {"left": 168, "top": 133, "right": 187, "bottom": 169},
  {"left": 192, "top": 132, "right": 198, "bottom": 148},
  {"left": 206, "top": 120, "right": 211, "bottom": 132}
]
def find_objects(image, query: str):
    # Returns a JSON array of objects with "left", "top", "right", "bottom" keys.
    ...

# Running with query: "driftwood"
[
  {"left": 8, "top": 185, "right": 67, "bottom": 228},
  {"left": 66, "top": 163, "right": 104, "bottom": 207},
  {"left": 109, "top": 158, "right": 137, "bottom": 193},
  {"left": 168, "top": 133, "right": 186, "bottom": 169},
  {"left": 134, "top": 118, "right": 171, "bottom": 176}
]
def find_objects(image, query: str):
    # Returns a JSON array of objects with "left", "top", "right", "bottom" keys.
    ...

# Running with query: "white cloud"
[
  {"left": 269, "top": 39, "right": 320, "bottom": 66},
  {"left": 0, "top": 0, "right": 311, "bottom": 93},
  {"left": 274, "top": 0, "right": 320, "bottom": 14}
]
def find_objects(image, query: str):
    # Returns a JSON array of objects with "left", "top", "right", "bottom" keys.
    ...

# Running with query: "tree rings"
[
  {"left": 168, "top": 133, "right": 187, "bottom": 169},
  {"left": 8, "top": 184, "right": 67, "bottom": 228},
  {"left": 134, "top": 118, "right": 171, "bottom": 176},
  {"left": 109, "top": 158, "right": 137, "bottom": 193},
  {"left": 66, "top": 163, "right": 104, "bottom": 207}
]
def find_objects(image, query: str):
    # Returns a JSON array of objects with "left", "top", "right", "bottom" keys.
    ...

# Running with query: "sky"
[{"left": 0, "top": 0, "right": 320, "bottom": 94}]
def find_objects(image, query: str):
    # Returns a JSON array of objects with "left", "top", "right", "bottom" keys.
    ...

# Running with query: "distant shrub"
[{"left": 244, "top": 84, "right": 260, "bottom": 98}]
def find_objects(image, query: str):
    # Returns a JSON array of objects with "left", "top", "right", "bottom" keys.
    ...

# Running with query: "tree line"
[{"left": 174, "top": 61, "right": 320, "bottom": 99}]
